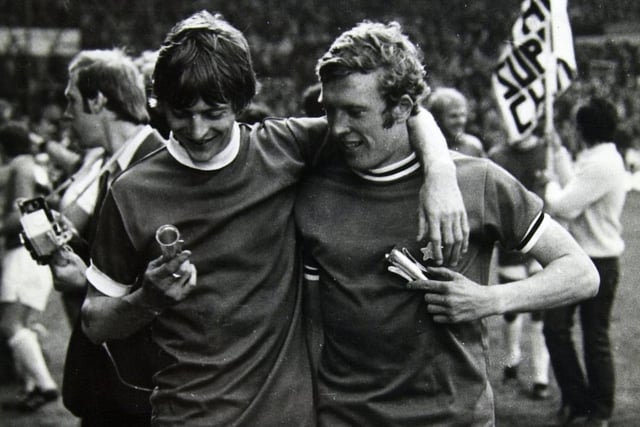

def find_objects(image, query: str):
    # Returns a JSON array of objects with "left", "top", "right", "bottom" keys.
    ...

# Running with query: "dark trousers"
[{"left": 543, "top": 257, "right": 619, "bottom": 419}]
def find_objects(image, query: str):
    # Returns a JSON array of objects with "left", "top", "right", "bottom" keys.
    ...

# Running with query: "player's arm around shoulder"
[{"left": 409, "top": 108, "right": 469, "bottom": 266}]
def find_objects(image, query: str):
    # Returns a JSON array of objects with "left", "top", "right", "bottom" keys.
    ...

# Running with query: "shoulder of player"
[
  {"left": 453, "top": 154, "right": 510, "bottom": 187},
  {"left": 111, "top": 146, "right": 169, "bottom": 189},
  {"left": 245, "top": 116, "right": 327, "bottom": 144}
]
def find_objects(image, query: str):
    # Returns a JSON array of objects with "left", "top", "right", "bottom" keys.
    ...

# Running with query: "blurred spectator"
[
  {"left": 41, "top": 138, "right": 82, "bottom": 180},
  {"left": 0, "top": 100, "right": 15, "bottom": 169},
  {"left": 476, "top": 107, "right": 506, "bottom": 152},
  {"left": 0, "top": 122, "right": 58, "bottom": 412},
  {"left": 544, "top": 97, "right": 627, "bottom": 426},
  {"left": 32, "top": 103, "right": 64, "bottom": 144},
  {"left": 0, "top": 99, "right": 14, "bottom": 127},
  {"left": 426, "top": 87, "right": 486, "bottom": 157}
]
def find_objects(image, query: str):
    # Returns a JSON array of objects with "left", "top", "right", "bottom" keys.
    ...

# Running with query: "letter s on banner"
[{"left": 491, "top": 0, "right": 576, "bottom": 143}]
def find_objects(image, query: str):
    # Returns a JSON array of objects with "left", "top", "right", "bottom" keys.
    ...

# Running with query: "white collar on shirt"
[
  {"left": 353, "top": 152, "right": 421, "bottom": 182},
  {"left": 166, "top": 122, "right": 240, "bottom": 171},
  {"left": 116, "top": 125, "right": 154, "bottom": 170}
]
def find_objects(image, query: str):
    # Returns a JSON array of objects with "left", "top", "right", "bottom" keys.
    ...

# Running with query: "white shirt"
[
  {"left": 59, "top": 147, "right": 105, "bottom": 215},
  {"left": 545, "top": 143, "right": 627, "bottom": 257},
  {"left": 60, "top": 125, "right": 156, "bottom": 215}
]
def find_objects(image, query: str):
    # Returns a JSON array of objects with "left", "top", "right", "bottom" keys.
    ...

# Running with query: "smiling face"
[
  {"left": 440, "top": 99, "right": 468, "bottom": 140},
  {"left": 321, "top": 71, "right": 412, "bottom": 172},
  {"left": 164, "top": 99, "right": 237, "bottom": 163}
]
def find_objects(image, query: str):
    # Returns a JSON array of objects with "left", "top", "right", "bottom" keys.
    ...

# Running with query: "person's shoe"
[
  {"left": 503, "top": 363, "right": 519, "bottom": 382},
  {"left": 2, "top": 387, "right": 59, "bottom": 412},
  {"left": 555, "top": 405, "right": 587, "bottom": 426},
  {"left": 531, "top": 382, "right": 550, "bottom": 399}
]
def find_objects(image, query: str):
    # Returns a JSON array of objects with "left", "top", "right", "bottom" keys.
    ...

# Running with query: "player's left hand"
[
  {"left": 406, "top": 265, "right": 494, "bottom": 323},
  {"left": 417, "top": 162, "right": 469, "bottom": 266}
]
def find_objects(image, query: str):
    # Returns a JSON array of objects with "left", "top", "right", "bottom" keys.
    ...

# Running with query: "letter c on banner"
[{"left": 509, "top": 95, "right": 534, "bottom": 134}]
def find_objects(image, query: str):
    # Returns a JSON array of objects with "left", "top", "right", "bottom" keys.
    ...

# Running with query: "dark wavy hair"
[
  {"left": 69, "top": 49, "right": 149, "bottom": 124},
  {"left": 153, "top": 10, "right": 256, "bottom": 113},
  {"left": 316, "top": 21, "right": 429, "bottom": 121},
  {"left": 0, "top": 122, "right": 31, "bottom": 158},
  {"left": 575, "top": 97, "right": 618, "bottom": 145}
]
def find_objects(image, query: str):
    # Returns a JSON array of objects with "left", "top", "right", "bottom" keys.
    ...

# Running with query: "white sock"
[
  {"left": 12, "top": 352, "right": 36, "bottom": 392},
  {"left": 504, "top": 315, "right": 523, "bottom": 367},
  {"left": 530, "top": 320, "right": 550, "bottom": 385},
  {"left": 8, "top": 328, "right": 57, "bottom": 391}
]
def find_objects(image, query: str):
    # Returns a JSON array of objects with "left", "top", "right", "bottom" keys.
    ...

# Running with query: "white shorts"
[{"left": 1, "top": 246, "right": 53, "bottom": 312}]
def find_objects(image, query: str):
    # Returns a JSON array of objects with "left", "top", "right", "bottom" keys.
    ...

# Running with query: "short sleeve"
[
  {"left": 87, "top": 189, "right": 139, "bottom": 296},
  {"left": 482, "top": 162, "right": 546, "bottom": 253},
  {"left": 256, "top": 117, "right": 329, "bottom": 168}
]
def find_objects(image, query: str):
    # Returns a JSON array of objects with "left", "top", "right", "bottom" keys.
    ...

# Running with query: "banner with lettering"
[{"left": 492, "top": 0, "right": 576, "bottom": 142}]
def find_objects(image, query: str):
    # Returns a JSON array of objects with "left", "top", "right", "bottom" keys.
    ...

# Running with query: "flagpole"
[{"left": 544, "top": 1, "right": 558, "bottom": 175}]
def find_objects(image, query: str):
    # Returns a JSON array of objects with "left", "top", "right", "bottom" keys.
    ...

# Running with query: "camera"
[{"left": 17, "top": 196, "right": 73, "bottom": 265}]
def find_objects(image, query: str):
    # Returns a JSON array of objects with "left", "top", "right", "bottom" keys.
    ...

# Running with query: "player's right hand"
[{"left": 140, "top": 250, "right": 197, "bottom": 311}]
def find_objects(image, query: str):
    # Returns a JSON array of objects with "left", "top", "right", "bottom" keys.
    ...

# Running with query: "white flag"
[{"left": 492, "top": 0, "right": 576, "bottom": 142}]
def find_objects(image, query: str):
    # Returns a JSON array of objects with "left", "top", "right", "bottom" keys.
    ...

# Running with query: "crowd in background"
[
  {"left": 1, "top": 1, "right": 640, "bottom": 157},
  {"left": 3, "top": 43, "right": 640, "bottom": 180}
]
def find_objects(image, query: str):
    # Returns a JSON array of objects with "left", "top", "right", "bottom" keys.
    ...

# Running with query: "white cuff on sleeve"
[{"left": 86, "top": 261, "right": 133, "bottom": 297}]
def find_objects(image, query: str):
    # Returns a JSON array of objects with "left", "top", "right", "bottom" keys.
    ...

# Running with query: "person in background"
[
  {"left": 0, "top": 98, "right": 15, "bottom": 127},
  {"left": 544, "top": 97, "right": 628, "bottom": 427},
  {"left": 488, "top": 131, "right": 551, "bottom": 400},
  {"left": 29, "top": 103, "right": 75, "bottom": 186},
  {"left": 80, "top": 10, "right": 467, "bottom": 426},
  {"left": 295, "top": 20, "right": 599, "bottom": 426},
  {"left": 0, "top": 99, "right": 17, "bottom": 384},
  {"left": 49, "top": 48, "right": 165, "bottom": 427},
  {"left": 426, "top": 86, "right": 486, "bottom": 157},
  {"left": 0, "top": 122, "right": 58, "bottom": 412},
  {"left": 0, "top": 99, "right": 15, "bottom": 182},
  {"left": 32, "top": 103, "right": 64, "bottom": 145}
]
